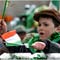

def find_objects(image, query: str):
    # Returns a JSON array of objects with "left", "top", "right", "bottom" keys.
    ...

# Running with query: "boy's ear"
[{"left": 55, "top": 26, "right": 60, "bottom": 32}]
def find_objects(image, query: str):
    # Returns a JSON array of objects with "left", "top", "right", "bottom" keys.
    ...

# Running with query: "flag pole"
[
  {"left": 0, "top": 0, "right": 8, "bottom": 35},
  {"left": 2, "top": 0, "right": 8, "bottom": 19}
]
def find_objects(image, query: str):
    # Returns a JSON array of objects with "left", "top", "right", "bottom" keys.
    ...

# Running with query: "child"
[{"left": 27, "top": 9, "right": 60, "bottom": 53}]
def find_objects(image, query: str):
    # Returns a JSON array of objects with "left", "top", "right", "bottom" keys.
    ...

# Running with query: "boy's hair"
[{"left": 34, "top": 9, "right": 60, "bottom": 27}]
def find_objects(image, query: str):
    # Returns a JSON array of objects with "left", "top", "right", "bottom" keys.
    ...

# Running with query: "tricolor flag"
[{"left": 1, "top": 30, "right": 22, "bottom": 46}]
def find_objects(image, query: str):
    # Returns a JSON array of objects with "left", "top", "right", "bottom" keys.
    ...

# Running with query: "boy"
[{"left": 29, "top": 9, "right": 60, "bottom": 53}]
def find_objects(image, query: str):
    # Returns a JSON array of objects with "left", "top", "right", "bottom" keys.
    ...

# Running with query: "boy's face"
[{"left": 37, "top": 17, "right": 56, "bottom": 40}]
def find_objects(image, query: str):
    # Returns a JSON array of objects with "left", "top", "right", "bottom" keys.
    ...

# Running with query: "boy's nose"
[
  {"left": 39, "top": 26, "right": 44, "bottom": 30},
  {"left": 38, "top": 26, "right": 44, "bottom": 31}
]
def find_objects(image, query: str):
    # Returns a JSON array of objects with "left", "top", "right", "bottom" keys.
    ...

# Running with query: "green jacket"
[
  {"left": 24, "top": 32, "right": 60, "bottom": 53},
  {"left": 49, "top": 32, "right": 60, "bottom": 43},
  {"left": 22, "top": 32, "right": 60, "bottom": 59},
  {"left": 23, "top": 33, "right": 42, "bottom": 53}
]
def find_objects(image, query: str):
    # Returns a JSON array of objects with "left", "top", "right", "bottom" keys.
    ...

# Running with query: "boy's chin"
[{"left": 40, "top": 37, "right": 47, "bottom": 40}]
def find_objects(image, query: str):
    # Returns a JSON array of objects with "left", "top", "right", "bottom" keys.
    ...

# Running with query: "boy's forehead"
[
  {"left": 38, "top": 18, "right": 55, "bottom": 25},
  {"left": 39, "top": 17, "right": 53, "bottom": 22}
]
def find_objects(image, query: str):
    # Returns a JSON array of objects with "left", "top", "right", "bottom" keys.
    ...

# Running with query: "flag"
[
  {"left": 49, "top": 0, "right": 59, "bottom": 11},
  {"left": 1, "top": 30, "right": 22, "bottom": 46}
]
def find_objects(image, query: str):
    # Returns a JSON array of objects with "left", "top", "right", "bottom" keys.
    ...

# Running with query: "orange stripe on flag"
[{"left": 1, "top": 30, "right": 16, "bottom": 40}]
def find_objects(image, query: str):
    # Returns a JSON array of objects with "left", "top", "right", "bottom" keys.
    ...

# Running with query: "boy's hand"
[
  {"left": 0, "top": 19, "right": 7, "bottom": 35},
  {"left": 32, "top": 42, "right": 46, "bottom": 50}
]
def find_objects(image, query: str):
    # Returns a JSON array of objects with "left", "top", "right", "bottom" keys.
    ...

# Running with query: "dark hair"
[
  {"left": 17, "top": 31, "right": 26, "bottom": 35},
  {"left": 34, "top": 9, "right": 60, "bottom": 27}
]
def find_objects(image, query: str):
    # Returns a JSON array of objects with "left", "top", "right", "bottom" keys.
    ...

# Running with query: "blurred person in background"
[
  {"left": 16, "top": 26, "right": 27, "bottom": 43},
  {"left": 0, "top": 19, "right": 9, "bottom": 55}
]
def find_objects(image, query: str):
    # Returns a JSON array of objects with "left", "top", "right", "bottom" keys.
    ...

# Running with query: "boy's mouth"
[{"left": 40, "top": 32, "right": 44, "bottom": 35}]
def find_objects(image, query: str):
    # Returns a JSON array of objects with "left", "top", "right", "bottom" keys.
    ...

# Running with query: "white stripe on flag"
[{"left": 5, "top": 34, "right": 22, "bottom": 44}]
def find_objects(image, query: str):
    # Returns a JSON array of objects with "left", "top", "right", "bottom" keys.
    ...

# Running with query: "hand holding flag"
[{"left": 1, "top": 30, "right": 22, "bottom": 46}]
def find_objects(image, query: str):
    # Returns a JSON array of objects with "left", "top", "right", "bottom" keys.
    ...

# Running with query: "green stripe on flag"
[{"left": 6, "top": 40, "right": 23, "bottom": 46}]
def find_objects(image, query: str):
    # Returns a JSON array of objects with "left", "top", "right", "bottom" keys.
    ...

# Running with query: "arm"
[
  {"left": 43, "top": 40, "right": 60, "bottom": 53},
  {"left": 0, "top": 19, "right": 8, "bottom": 55},
  {"left": 0, "top": 19, "right": 7, "bottom": 35}
]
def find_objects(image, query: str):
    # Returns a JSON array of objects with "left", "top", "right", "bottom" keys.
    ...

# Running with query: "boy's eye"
[
  {"left": 38, "top": 24, "right": 41, "bottom": 26},
  {"left": 38, "top": 23, "right": 49, "bottom": 27},
  {"left": 44, "top": 23, "right": 49, "bottom": 26}
]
